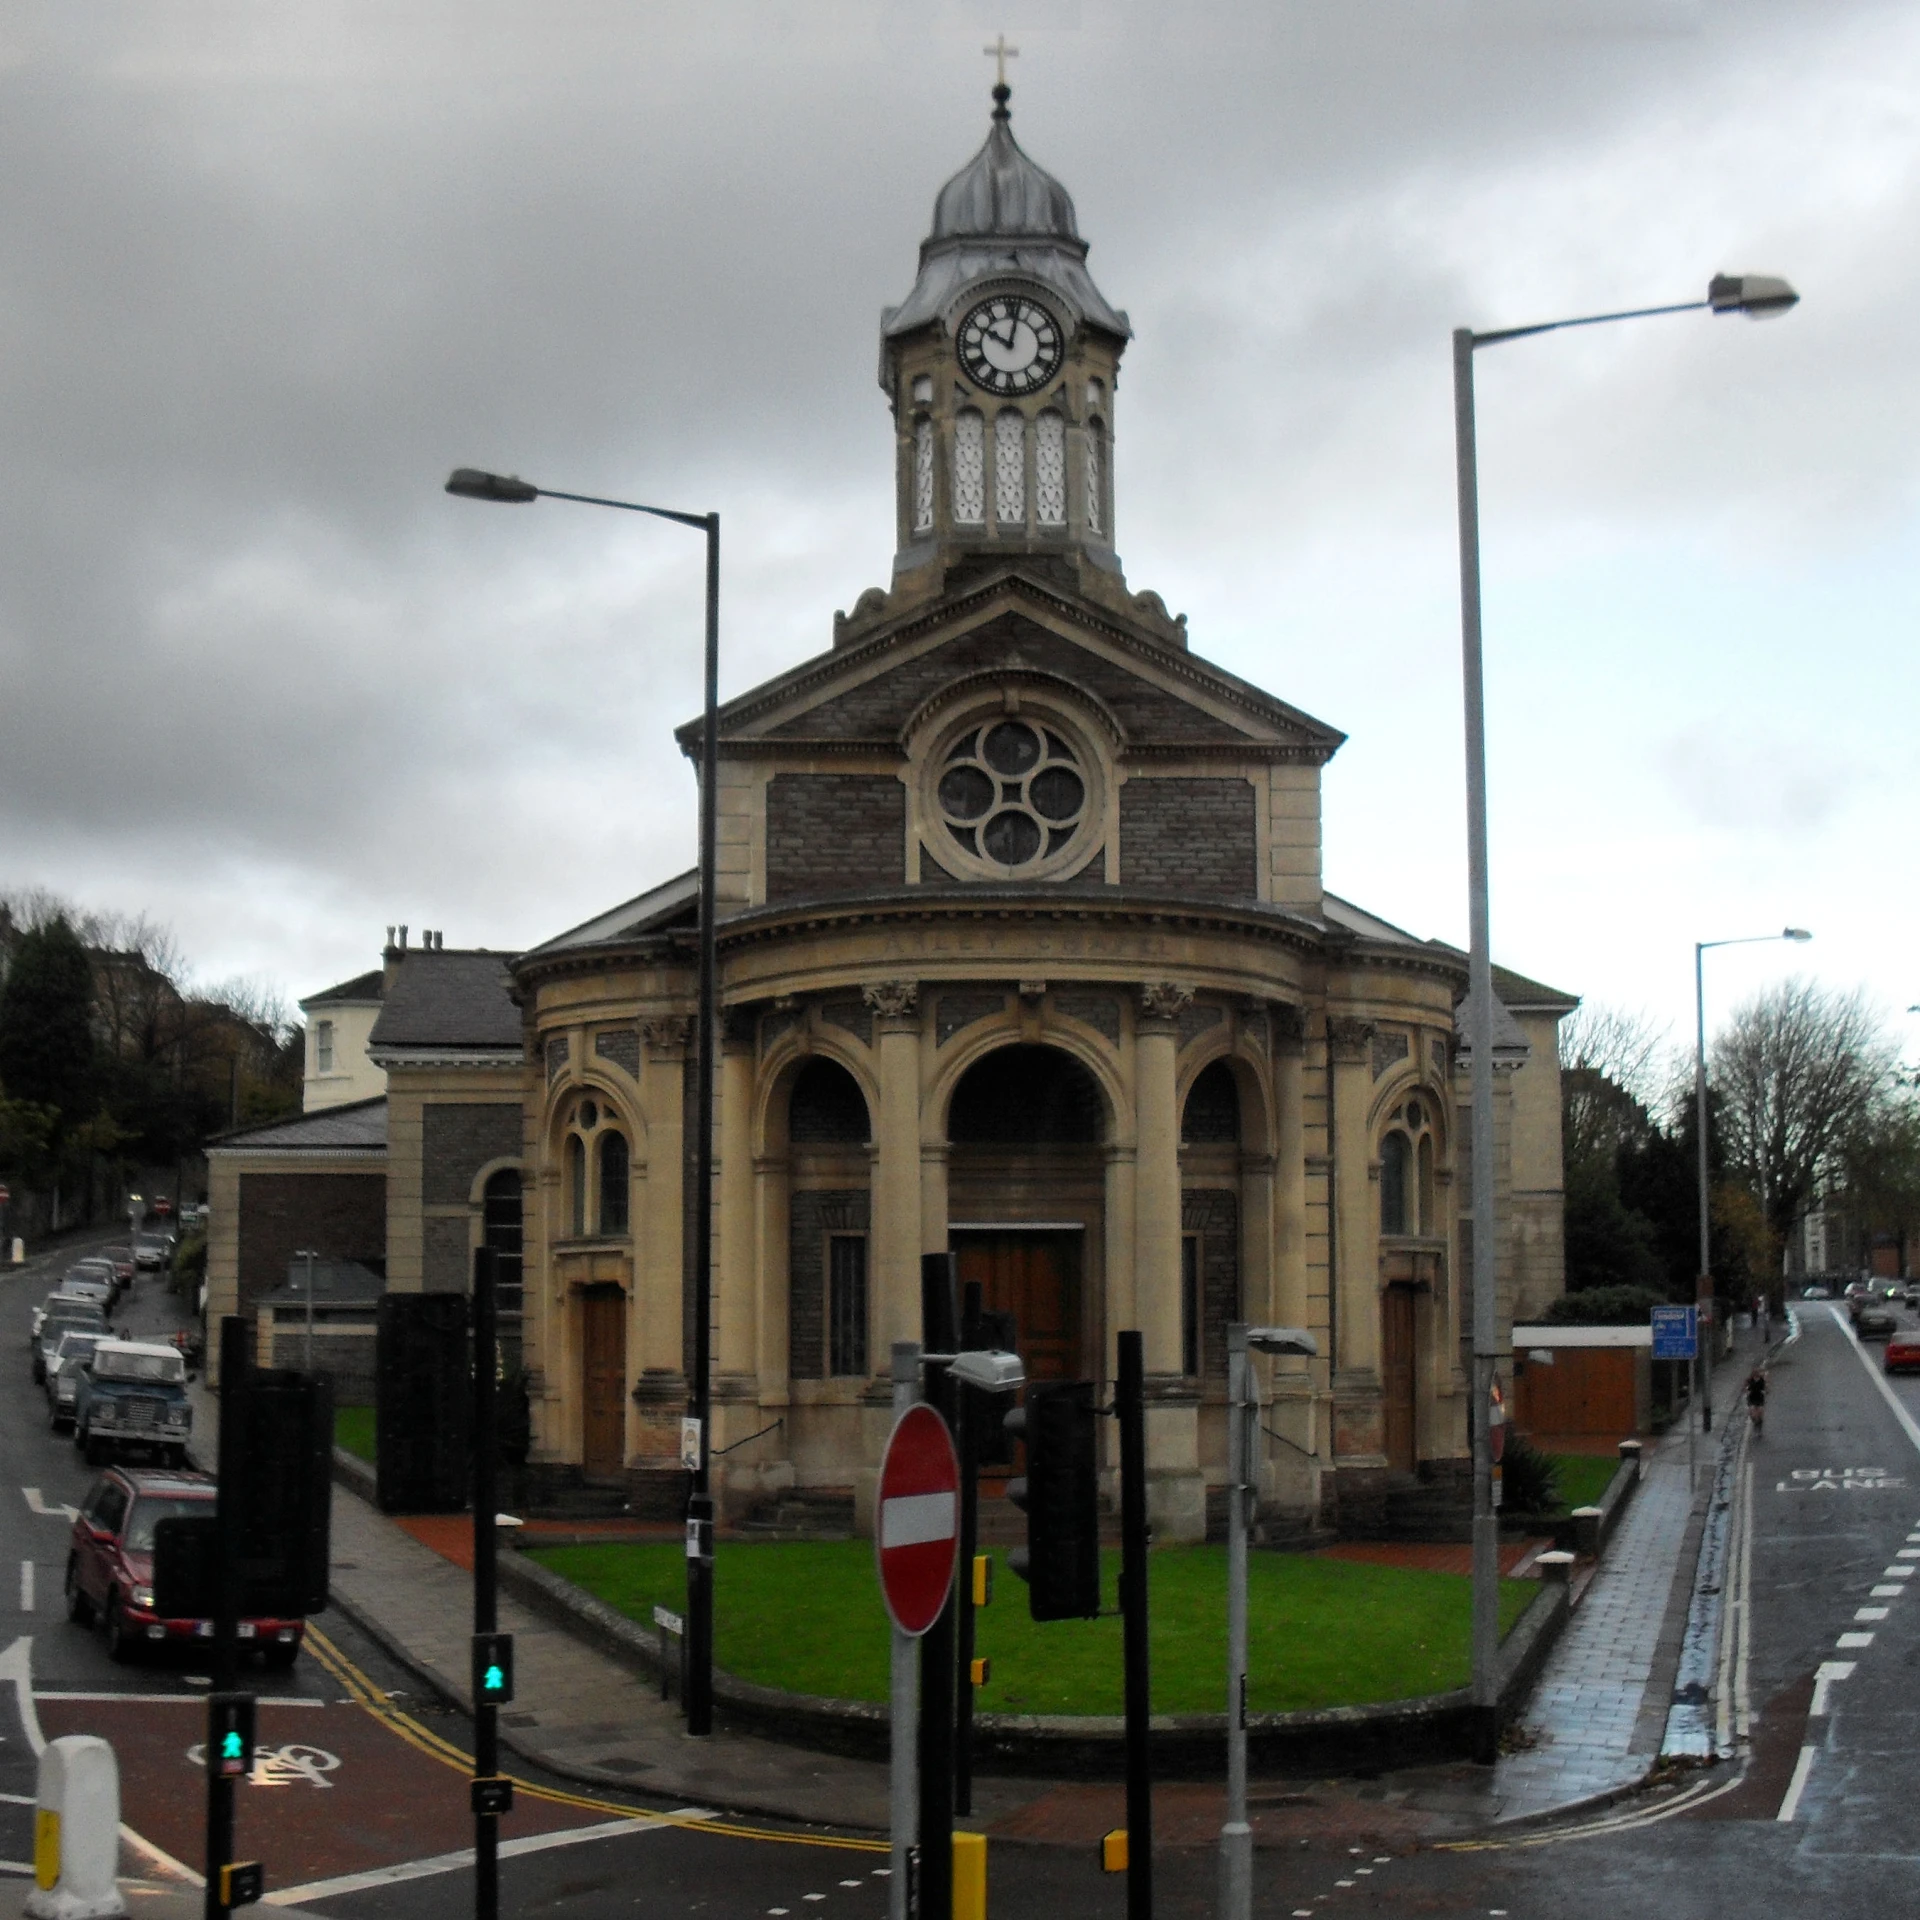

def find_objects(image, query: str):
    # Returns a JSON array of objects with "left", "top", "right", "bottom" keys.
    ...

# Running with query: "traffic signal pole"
[
  {"left": 472, "top": 1247, "right": 501, "bottom": 1920},
  {"left": 204, "top": 1316, "right": 247, "bottom": 1920},
  {"left": 954, "top": 1282, "right": 982, "bottom": 1819},
  {"left": 1116, "top": 1331, "right": 1152, "bottom": 1920},
  {"left": 917, "top": 1254, "right": 959, "bottom": 1920}
]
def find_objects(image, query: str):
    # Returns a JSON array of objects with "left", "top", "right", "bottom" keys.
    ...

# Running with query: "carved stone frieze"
[{"left": 641, "top": 1015, "right": 693, "bottom": 1054}]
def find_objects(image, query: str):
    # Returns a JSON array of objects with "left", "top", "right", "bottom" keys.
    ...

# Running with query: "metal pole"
[
  {"left": 204, "top": 1315, "right": 247, "bottom": 1920},
  {"left": 1694, "top": 942, "right": 1710, "bottom": 1480},
  {"left": 1452, "top": 325, "right": 1501, "bottom": 1757},
  {"left": 1117, "top": 1330, "right": 1152, "bottom": 1920},
  {"left": 954, "top": 1281, "right": 982, "bottom": 1818},
  {"left": 1221, "top": 1325, "right": 1252, "bottom": 1920},
  {"left": 918, "top": 1255, "right": 958, "bottom": 1920},
  {"left": 473, "top": 1247, "right": 500, "bottom": 1920},
  {"left": 304, "top": 1249, "right": 315, "bottom": 1376},
  {"left": 685, "top": 511, "right": 721, "bottom": 1737},
  {"left": 888, "top": 1342, "right": 921, "bottom": 1920}
]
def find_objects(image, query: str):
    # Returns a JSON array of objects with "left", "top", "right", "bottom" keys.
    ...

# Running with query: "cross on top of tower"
[{"left": 983, "top": 33, "right": 1018, "bottom": 104}]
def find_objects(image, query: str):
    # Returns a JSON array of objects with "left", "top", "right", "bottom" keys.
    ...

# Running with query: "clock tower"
[{"left": 870, "top": 82, "right": 1168, "bottom": 641}]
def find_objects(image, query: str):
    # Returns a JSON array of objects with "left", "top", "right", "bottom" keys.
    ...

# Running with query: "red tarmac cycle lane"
[{"left": 39, "top": 1695, "right": 606, "bottom": 1891}]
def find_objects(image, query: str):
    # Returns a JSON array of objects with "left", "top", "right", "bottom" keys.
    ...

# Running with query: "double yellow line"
[{"left": 302, "top": 1624, "right": 886, "bottom": 1854}]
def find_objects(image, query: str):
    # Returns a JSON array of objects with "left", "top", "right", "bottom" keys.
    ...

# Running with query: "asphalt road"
[{"left": 9, "top": 1241, "right": 1920, "bottom": 1919}]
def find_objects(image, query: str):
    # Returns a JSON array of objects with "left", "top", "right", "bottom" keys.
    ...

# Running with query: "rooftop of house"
[
  {"left": 367, "top": 949, "right": 521, "bottom": 1054},
  {"left": 300, "top": 968, "right": 385, "bottom": 1011},
  {"left": 205, "top": 1096, "right": 388, "bottom": 1155}
]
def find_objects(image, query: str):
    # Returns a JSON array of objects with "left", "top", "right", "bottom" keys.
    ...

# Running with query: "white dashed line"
[
  {"left": 1872, "top": 1585, "right": 1904, "bottom": 1598},
  {"left": 1883, "top": 1565, "right": 1915, "bottom": 1578},
  {"left": 1838, "top": 1631, "right": 1875, "bottom": 1648},
  {"left": 1777, "top": 1743, "right": 1818, "bottom": 1821},
  {"left": 17, "top": 1563, "right": 30, "bottom": 1614},
  {"left": 1855, "top": 1607, "right": 1889, "bottom": 1621}
]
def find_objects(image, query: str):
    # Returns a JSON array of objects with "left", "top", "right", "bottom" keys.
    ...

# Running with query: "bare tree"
[
  {"left": 1710, "top": 978, "right": 1900, "bottom": 1241},
  {"left": 1558, "top": 1004, "right": 1673, "bottom": 1169}
]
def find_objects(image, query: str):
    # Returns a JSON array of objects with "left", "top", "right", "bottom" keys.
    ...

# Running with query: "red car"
[
  {"left": 1886, "top": 1330, "right": 1920, "bottom": 1375},
  {"left": 64, "top": 1466, "right": 304, "bottom": 1667}
]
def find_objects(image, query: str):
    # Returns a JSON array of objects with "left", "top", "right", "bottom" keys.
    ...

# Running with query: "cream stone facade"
[{"left": 483, "top": 89, "right": 1577, "bottom": 1542}]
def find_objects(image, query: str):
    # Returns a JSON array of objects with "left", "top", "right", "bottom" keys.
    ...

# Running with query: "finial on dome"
[{"left": 991, "top": 82, "right": 1011, "bottom": 123}]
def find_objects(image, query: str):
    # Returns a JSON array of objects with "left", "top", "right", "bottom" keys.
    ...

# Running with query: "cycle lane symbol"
[{"left": 187, "top": 1741, "right": 341, "bottom": 1788}]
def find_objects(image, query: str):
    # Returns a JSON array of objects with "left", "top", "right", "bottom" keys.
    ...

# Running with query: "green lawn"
[
  {"left": 526, "top": 1540, "right": 1536, "bottom": 1716},
  {"left": 1548, "top": 1454, "right": 1621, "bottom": 1512},
  {"left": 334, "top": 1406, "right": 376, "bottom": 1462}
]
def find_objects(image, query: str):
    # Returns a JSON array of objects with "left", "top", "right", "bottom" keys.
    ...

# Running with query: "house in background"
[{"left": 300, "top": 966, "right": 387, "bottom": 1111}]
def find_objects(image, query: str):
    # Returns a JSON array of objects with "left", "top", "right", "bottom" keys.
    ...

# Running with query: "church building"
[{"left": 495, "top": 84, "right": 1576, "bottom": 1541}]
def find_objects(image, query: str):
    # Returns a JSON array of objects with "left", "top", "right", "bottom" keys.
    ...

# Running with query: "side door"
[{"left": 75, "top": 1478, "right": 127, "bottom": 1607}]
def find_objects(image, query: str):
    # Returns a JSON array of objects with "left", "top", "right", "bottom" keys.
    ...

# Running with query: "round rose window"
[{"left": 936, "top": 719, "right": 1088, "bottom": 872}]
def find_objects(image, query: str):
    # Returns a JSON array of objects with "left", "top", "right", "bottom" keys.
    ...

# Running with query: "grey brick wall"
[
  {"left": 1119, "top": 778, "right": 1257, "bottom": 898},
  {"left": 766, "top": 775, "right": 906, "bottom": 900},
  {"left": 789, "top": 1189, "right": 870, "bottom": 1380},
  {"left": 422, "top": 1103, "right": 521, "bottom": 1206},
  {"left": 423, "top": 1215, "right": 471, "bottom": 1293}
]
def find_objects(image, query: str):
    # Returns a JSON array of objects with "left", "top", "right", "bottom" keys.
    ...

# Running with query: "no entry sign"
[{"left": 875, "top": 1402, "right": 959, "bottom": 1638}]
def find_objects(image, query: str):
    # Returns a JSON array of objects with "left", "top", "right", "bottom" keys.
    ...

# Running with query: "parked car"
[
  {"left": 98, "top": 1247, "right": 136, "bottom": 1287},
  {"left": 131, "top": 1233, "right": 172, "bottom": 1273},
  {"left": 1885, "top": 1329, "right": 1920, "bottom": 1374},
  {"left": 33, "top": 1300, "right": 109, "bottom": 1383},
  {"left": 72, "top": 1340, "right": 192, "bottom": 1466},
  {"left": 1802, "top": 1282, "right": 1834, "bottom": 1300},
  {"left": 44, "top": 1331, "right": 107, "bottom": 1429},
  {"left": 1857, "top": 1301, "right": 1898, "bottom": 1341},
  {"left": 1906, "top": 1283, "right": 1920, "bottom": 1310},
  {"left": 58, "top": 1267, "right": 114, "bottom": 1309},
  {"left": 64, "top": 1465, "right": 304, "bottom": 1667}
]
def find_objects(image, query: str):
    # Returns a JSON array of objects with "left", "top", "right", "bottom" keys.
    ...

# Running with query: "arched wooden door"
[{"left": 580, "top": 1285, "right": 627, "bottom": 1481}]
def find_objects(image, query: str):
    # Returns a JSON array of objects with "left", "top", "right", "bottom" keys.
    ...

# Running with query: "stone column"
[
  {"left": 1263, "top": 1005, "right": 1317, "bottom": 1511},
  {"left": 1136, "top": 982, "right": 1203, "bottom": 1541},
  {"left": 1327, "top": 1014, "right": 1384, "bottom": 1473},
  {"left": 715, "top": 1015, "right": 757, "bottom": 1401},
  {"left": 634, "top": 1016, "right": 692, "bottom": 1470},
  {"left": 865, "top": 982, "right": 924, "bottom": 1360}
]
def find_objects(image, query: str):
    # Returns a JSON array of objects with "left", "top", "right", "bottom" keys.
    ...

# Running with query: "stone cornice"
[{"left": 367, "top": 1048, "right": 523, "bottom": 1071}]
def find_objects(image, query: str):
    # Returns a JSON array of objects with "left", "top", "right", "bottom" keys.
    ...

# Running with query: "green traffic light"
[
  {"left": 221, "top": 1732, "right": 245, "bottom": 1760},
  {"left": 483, "top": 1664, "right": 505, "bottom": 1693}
]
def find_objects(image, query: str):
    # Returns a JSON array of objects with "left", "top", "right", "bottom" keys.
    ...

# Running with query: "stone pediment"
[{"left": 679, "top": 568, "right": 1344, "bottom": 766}]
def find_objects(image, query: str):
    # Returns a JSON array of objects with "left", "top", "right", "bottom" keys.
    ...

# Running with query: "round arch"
[
  {"left": 926, "top": 1026, "right": 1128, "bottom": 1150},
  {"left": 1176, "top": 1043, "right": 1275, "bottom": 1156},
  {"left": 753, "top": 1035, "right": 882, "bottom": 1158}
]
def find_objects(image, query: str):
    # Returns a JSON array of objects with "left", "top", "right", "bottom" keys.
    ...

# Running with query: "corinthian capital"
[
  {"left": 641, "top": 1014, "right": 694, "bottom": 1054},
  {"left": 861, "top": 980, "right": 920, "bottom": 1021},
  {"left": 1136, "top": 981, "right": 1195, "bottom": 1026}
]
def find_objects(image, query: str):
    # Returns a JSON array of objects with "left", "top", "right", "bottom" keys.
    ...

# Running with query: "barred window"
[
  {"left": 1085, "top": 418, "right": 1105, "bottom": 536},
  {"left": 828, "top": 1234, "right": 868, "bottom": 1376},
  {"left": 1034, "top": 411, "right": 1066, "bottom": 525},
  {"left": 912, "top": 416, "right": 934, "bottom": 533},
  {"left": 953, "top": 410, "right": 986, "bottom": 524},
  {"left": 994, "top": 409, "right": 1025, "bottom": 528},
  {"left": 483, "top": 1168, "right": 524, "bottom": 1316}
]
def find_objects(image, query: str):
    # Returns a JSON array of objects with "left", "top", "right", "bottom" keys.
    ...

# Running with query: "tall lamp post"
[
  {"left": 1451, "top": 272, "right": 1797, "bottom": 1750},
  {"left": 1694, "top": 928, "right": 1812, "bottom": 1438},
  {"left": 446, "top": 466, "right": 722, "bottom": 1736}
]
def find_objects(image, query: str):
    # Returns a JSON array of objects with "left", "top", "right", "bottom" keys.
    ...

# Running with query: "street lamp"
[
  {"left": 1451, "top": 273, "right": 1797, "bottom": 1755},
  {"left": 1221, "top": 1323, "right": 1316, "bottom": 1920},
  {"left": 1693, "top": 928, "right": 1812, "bottom": 1445},
  {"left": 445, "top": 466, "right": 723, "bottom": 1737}
]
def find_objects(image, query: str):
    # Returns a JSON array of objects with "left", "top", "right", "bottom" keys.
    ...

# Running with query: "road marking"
[
  {"left": 1871, "top": 1585, "right": 1904, "bottom": 1597},
  {"left": 1854, "top": 1607, "right": 1888, "bottom": 1621},
  {"left": 0, "top": 1794, "right": 31, "bottom": 1807},
  {"left": 265, "top": 1815, "right": 668, "bottom": 1905},
  {"left": 1829, "top": 1306, "right": 1920, "bottom": 1459},
  {"left": 1810, "top": 1661, "right": 1854, "bottom": 1716},
  {"left": 21, "top": 1490, "right": 76, "bottom": 1524},
  {"left": 1776, "top": 1743, "right": 1818, "bottom": 1821},
  {"left": 33, "top": 1693, "right": 326, "bottom": 1706},
  {"left": 1837, "top": 1631, "right": 1875, "bottom": 1648},
  {"left": 17, "top": 1564, "right": 30, "bottom": 1615},
  {"left": 1882, "top": 1565, "right": 1914, "bottom": 1578}
]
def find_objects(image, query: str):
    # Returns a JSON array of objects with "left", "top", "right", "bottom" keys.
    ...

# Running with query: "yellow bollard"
[
  {"left": 1101, "top": 1828, "right": 1128, "bottom": 1873},
  {"left": 952, "top": 1830, "right": 987, "bottom": 1920}
]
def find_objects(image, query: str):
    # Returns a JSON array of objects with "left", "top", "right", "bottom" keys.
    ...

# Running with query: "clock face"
[{"left": 956, "top": 295, "right": 1064, "bottom": 397}]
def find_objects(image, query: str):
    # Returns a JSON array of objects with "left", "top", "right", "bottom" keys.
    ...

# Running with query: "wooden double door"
[{"left": 953, "top": 1230, "right": 1085, "bottom": 1385}]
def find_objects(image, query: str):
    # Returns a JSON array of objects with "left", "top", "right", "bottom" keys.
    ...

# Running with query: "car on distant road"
[
  {"left": 1803, "top": 1282, "right": 1834, "bottom": 1300},
  {"left": 64, "top": 1465, "right": 304, "bottom": 1667},
  {"left": 72, "top": 1340, "right": 192, "bottom": 1467},
  {"left": 130, "top": 1233, "right": 172, "bottom": 1273},
  {"left": 1856, "top": 1301, "right": 1898, "bottom": 1340},
  {"left": 1886, "top": 1329, "right": 1920, "bottom": 1374},
  {"left": 44, "top": 1331, "right": 107, "bottom": 1429},
  {"left": 33, "top": 1299, "right": 109, "bottom": 1383},
  {"left": 98, "top": 1246, "right": 135, "bottom": 1287}
]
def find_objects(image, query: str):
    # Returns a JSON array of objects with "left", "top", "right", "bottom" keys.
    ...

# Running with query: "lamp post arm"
[
  {"left": 530, "top": 486, "right": 714, "bottom": 532},
  {"left": 1470, "top": 300, "right": 1709, "bottom": 350}
]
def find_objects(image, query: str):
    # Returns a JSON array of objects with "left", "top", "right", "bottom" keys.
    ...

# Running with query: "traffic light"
[
  {"left": 473, "top": 1631, "right": 515, "bottom": 1706},
  {"left": 208, "top": 1693, "right": 256, "bottom": 1780},
  {"left": 220, "top": 1861, "right": 264, "bottom": 1909},
  {"left": 1003, "top": 1381, "right": 1101, "bottom": 1621}
]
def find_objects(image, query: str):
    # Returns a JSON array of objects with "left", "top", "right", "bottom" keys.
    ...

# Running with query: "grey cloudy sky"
[{"left": 1, "top": 0, "right": 1913, "bottom": 1051}]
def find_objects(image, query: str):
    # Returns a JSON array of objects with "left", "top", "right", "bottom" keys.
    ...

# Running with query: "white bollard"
[
  {"left": 9, "top": 1239, "right": 22, "bottom": 1266},
  {"left": 26, "top": 1736, "right": 126, "bottom": 1920}
]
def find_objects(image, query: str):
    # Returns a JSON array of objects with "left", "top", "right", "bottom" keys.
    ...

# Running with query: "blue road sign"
[{"left": 1651, "top": 1305, "right": 1697, "bottom": 1360}]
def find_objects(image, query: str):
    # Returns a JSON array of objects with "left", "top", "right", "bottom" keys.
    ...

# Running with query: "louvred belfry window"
[
  {"left": 1034, "top": 412, "right": 1066, "bottom": 526},
  {"left": 953, "top": 410, "right": 986, "bottom": 524}
]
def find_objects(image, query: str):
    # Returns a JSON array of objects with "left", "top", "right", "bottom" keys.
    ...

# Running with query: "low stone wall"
[{"left": 495, "top": 1546, "right": 1570, "bottom": 1777}]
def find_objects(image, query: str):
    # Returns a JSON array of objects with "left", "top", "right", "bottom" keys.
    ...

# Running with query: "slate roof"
[
  {"left": 255, "top": 1257, "right": 385, "bottom": 1308},
  {"left": 367, "top": 950, "right": 521, "bottom": 1051},
  {"left": 299, "top": 968, "right": 384, "bottom": 1009},
  {"left": 519, "top": 872, "right": 698, "bottom": 960},
  {"left": 205, "top": 1097, "right": 388, "bottom": 1154}
]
